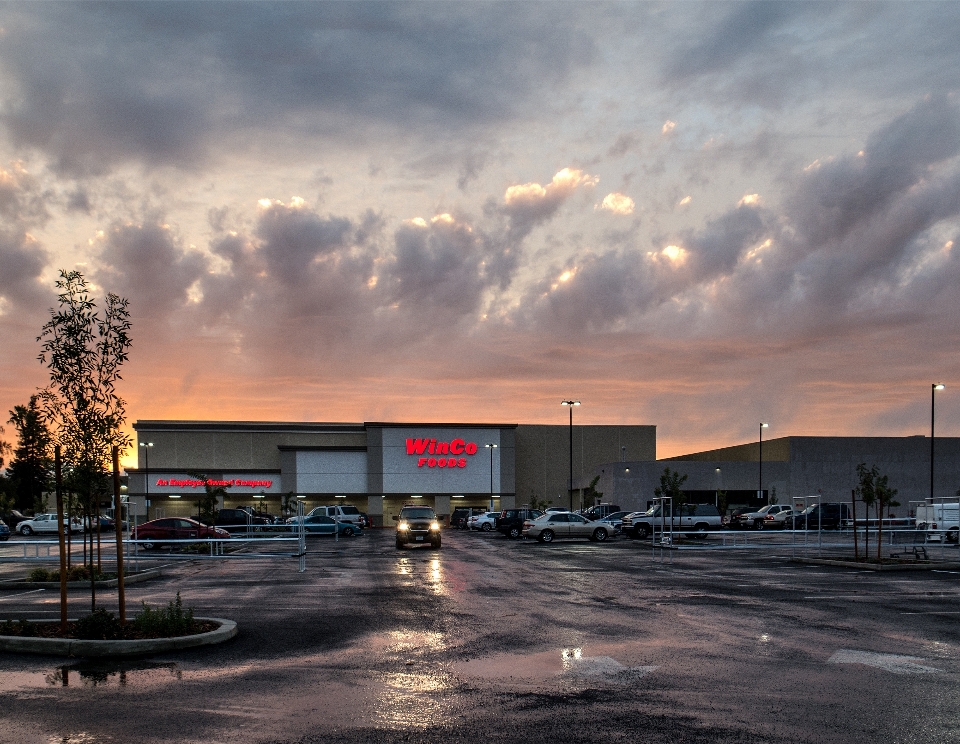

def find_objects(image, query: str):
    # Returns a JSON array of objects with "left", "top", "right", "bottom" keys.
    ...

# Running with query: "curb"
[
  {"left": 1, "top": 569, "right": 163, "bottom": 591},
  {"left": 791, "top": 557, "right": 960, "bottom": 571},
  {"left": 0, "top": 617, "right": 237, "bottom": 657}
]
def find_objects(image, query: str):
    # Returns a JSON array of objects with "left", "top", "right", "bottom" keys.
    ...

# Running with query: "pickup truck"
[{"left": 623, "top": 504, "right": 723, "bottom": 539}]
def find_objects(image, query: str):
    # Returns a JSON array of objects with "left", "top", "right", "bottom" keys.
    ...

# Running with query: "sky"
[{"left": 1, "top": 1, "right": 960, "bottom": 467}]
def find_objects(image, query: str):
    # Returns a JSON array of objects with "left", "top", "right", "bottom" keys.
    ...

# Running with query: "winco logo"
[{"left": 405, "top": 438, "right": 479, "bottom": 468}]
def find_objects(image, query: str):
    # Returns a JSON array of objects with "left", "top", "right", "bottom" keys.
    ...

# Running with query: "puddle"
[
  {"left": 374, "top": 670, "right": 454, "bottom": 729},
  {"left": 48, "top": 660, "right": 183, "bottom": 688},
  {"left": 0, "top": 661, "right": 182, "bottom": 692},
  {"left": 453, "top": 645, "right": 659, "bottom": 687}
]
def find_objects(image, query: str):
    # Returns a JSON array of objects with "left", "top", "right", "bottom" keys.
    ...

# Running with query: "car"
[
  {"left": 595, "top": 510, "right": 631, "bottom": 533},
  {"left": 132, "top": 518, "right": 230, "bottom": 549},
  {"left": 722, "top": 507, "right": 754, "bottom": 528},
  {"left": 496, "top": 509, "right": 544, "bottom": 539},
  {"left": 83, "top": 515, "right": 117, "bottom": 532},
  {"left": 395, "top": 506, "right": 441, "bottom": 549},
  {"left": 470, "top": 512, "right": 498, "bottom": 531},
  {"left": 303, "top": 505, "right": 365, "bottom": 529},
  {"left": 769, "top": 508, "right": 801, "bottom": 529},
  {"left": 289, "top": 514, "right": 362, "bottom": 537},
  {"left": 730, "top": 504, "right": 794, "bottom": 530},
  {"left": 451, "top": 507, "right": 485, "bottom": 530},
  {"left": 627, "top": 504, "right": 723, "bottom": 539},
  {"left": 522, "top": 512, "right": 612, "bottom": 543},
  {"left": 1, "top": 510, "right": 29, "bottom": 531},
  {"left": 215, "top": 508, "right": 273, "bottom": 533},
  {"left": 786, "top": 503, "right": 851, "bottom": 530},
  {"left": 545, "top": 506, "right": 571, "bottom": 513},
  {"left": 0, "top": 519, "right": 9, "bottom": 541},
  {"left": 17, "top": 514, "right": 83, "bottom": 536},
  {"left": 581, "top": 503, "right": 622, "bottom": 520}
]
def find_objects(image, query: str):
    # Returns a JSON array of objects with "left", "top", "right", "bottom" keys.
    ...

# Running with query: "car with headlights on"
[
  {"left": 395, "top": 506, "right": 441, "bottom": 549},
  {"left": 522, "top": 512, "right": 612, "bottom": 543}
]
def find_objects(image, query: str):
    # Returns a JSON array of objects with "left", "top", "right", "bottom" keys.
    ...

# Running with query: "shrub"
[
  {"left": 133, "top": 592, "right": 195, "bottom": 637},
  {"left": 27, "top": 567, "right": 51, "bottom": 582},
  {"left": 1, "top": 619, "right": 39, "bottom": 637},
  {"left": 75, "top": 608, "right": 123, "bottom": 640}
]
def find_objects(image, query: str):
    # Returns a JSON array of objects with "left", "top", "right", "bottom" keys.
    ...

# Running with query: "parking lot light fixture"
[
  {"left": 759, "top": 423, "right": 768, "bottom": 503},
  {"left": 485, "top": 443, "right": 498, "bottom": 511},
  {"left": 932, "top": 383, "right": 945, "bottom": 502},
  {"left": 562, "top": 401, "right": 580, "bottom": 511}
]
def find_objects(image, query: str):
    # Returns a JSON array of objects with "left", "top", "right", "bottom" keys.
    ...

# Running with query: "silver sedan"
[{"left": 522, "top": 512, "right": 612, "bottom": 543}]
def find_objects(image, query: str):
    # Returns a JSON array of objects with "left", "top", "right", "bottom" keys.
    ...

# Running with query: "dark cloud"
[
  {"left": 0, "top": 3, "right": 594, "bottom": 174},
  {"left": 0, "top": 164, "right": 51, "bottom": 310},
  {"left": 665, "top": 2, "right": 808, "bottom": 81},
  {"left": 94, "top": 220, "right": 209, "bottom": 319}
]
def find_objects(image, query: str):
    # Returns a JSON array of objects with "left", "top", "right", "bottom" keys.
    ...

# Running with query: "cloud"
[
  {"left": 0, "top": 162, "right": 51, "bottom": 312},
  {"left": 501, "top": 168, "right": 598, "bottom": 241},
  {"left": 599, "top": 193, "right": 635, "bottom": 215},
  {"left": 0, "top": 3, "right": 595, "bottom": 175}
]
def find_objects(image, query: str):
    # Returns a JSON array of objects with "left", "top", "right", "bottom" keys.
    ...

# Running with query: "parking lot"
[{"left": 1, "top": 527, "right": 959, "bottom": 743}]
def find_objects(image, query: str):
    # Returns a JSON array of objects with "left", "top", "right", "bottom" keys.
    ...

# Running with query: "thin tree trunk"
[
  {"left": 851, "top": 490, "right": 858, "bottom": 561},
  {"left": 877, "top": 502, "right": 883, "bottom": 562},
  {"left": 55, "top": 447, "right": 67, "bottom": 632}
]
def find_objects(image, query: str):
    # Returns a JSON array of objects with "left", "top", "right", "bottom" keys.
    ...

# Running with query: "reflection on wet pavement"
[
  {"left": 45, "top": 661, "right": 182, "bottom": 688},
  {"left": 454, "top": 645, "right": 659, "bottom": 687},
  {"left": 374, "top": 671, "right": 453, "bottom": 729},
  {"left": 47, "top": 734, "right": 101, "bottom": 744}
]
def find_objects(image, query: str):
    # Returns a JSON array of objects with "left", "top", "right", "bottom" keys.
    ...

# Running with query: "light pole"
[
  {"left": 932, "top": 383, "right": 945, "bottom": 502},
  {"left": 484, "top": 443, "right": 498, "bottom": 511},
  {"left": 139, "top": 442, "right": 153, "bottom": 520},
  {"left": 561, "top": 401, "right": 580, "bottom": 511},
  {"left": 759, "top": 423, "right": 768, "bottom": 503}
]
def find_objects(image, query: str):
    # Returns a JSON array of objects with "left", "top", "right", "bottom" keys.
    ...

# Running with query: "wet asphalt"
[{"left": 1, "top": 528, "right": 959, "bottom": 744}]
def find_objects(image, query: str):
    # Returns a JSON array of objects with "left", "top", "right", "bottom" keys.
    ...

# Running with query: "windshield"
[{"left": 400, "top": 508, "right": 435, "bottom": 520}]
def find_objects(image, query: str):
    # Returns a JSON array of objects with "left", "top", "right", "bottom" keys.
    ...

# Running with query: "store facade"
[{"left": 128, "top": 420, "right": 656, "bottom": 524}]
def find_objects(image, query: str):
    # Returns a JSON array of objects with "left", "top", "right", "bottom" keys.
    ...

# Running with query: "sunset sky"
[{"left": 1, "top": 2, "right": 959, "bottom": 467}]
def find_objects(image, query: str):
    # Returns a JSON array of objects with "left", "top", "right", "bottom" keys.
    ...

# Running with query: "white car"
[
  {"left": 17, "top": 513, "right": 83, "bottom": 536},
  {"left": 469, "top": 512, "right": 498, "bottom": 531}
]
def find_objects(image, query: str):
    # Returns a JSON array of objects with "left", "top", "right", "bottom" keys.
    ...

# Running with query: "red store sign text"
[
  {"left": 406, "top": 438, "right": 478, "bottom": 468},
  {"left": 155, "top": 478, "right": 274, "bottom": 489}
]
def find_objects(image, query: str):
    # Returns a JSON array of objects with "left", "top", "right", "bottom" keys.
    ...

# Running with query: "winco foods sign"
[{"left": 405, "top": 438, "right": 479, "bottom": 468}]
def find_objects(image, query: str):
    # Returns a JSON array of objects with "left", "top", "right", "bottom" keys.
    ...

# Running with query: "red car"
[{"left": 132, "top": 518, "right": 230, "bottom": 549}]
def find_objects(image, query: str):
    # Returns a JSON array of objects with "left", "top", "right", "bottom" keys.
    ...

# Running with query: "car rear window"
[{"left": 340, "top": 506, "right": 361, "bottom": 515}]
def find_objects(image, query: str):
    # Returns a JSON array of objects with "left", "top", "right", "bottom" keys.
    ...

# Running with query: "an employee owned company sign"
[
  {"left": 155, "top": 478, "right": 274, "bottom": 489},
  {"left": 406, "top": 438, "right": 479, "bottom": 468}
]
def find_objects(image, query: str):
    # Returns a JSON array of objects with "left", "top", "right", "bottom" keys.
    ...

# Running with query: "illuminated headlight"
[
  {"left": 398, "top": 522, "right": 409, "bottom": 531},
  {"left": 430, "top": 522, "right": 440, "bottom": 530}
]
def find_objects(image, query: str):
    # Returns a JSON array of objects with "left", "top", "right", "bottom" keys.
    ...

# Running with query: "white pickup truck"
[{"left": 915, "top": 503, "right": 959, "bottom": 543}]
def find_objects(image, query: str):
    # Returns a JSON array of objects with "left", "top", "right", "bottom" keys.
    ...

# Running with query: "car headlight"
[
  {"left": 430, "top": 522, "right": 440, "bottom": 530},
  {"left": 398, "top": 522, "right": 409, "bottom": 531}
]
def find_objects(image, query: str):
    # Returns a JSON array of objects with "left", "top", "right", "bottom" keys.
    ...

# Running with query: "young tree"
[
  {"left": 584, "top": 475, "right": 603, "bottom": 507},
  {"left": 855, "top": 463, "right": 877, "bottom": 561},
  {"left": 37, "top": 270, "right": 132, "bottom": 609},
  {"left": 874, "top": 473, "right": 899, "bottom": 561},
  {"left": 187, "top": 472, "right": 228, "bottom": 524},
  {"left": 6, "top": 396, "right": 53, "bottom": 513},
  {"left": 654, "top": 467, "right": 688, "bottom": 521}
]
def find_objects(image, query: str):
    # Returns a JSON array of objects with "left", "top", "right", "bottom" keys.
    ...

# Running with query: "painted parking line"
[
  {"left": 0, "top": 589, "right": 45, "bottom": 601},
  {"left": 827, "top": 649, "right": 942, "bottom": 674}
]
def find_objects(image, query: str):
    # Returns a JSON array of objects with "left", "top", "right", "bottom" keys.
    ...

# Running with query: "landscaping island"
[{"left": 0, "top": 617, "right": 237, "bottom": 657}]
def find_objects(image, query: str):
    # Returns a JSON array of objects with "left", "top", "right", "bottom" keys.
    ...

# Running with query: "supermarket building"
[{"left": 127, "top": 420, "right": 656, "bottom": 524}]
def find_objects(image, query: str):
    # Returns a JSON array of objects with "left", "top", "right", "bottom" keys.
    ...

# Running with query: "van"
[{"left": 915, "top": 503, "right": 960, "bottom": 543}]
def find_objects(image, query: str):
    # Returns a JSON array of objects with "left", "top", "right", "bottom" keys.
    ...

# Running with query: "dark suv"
[
  {"left": 786, "top": 503, "right": 850, "bottom": 530},
  {"left": 214, "top": 508, "right": 273, "bottom": 534},
  {"left": 581, "top": 504, "right": 621, "bottom": 521},
  {"left": 451, "top": 507, "right": 486, "bottom": 530},
  {"left": 395, "top": 506, "right": 441, "bottom": 549},
  {"left": 496, "top": 509, "right": 544, "bottom": 539}
]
